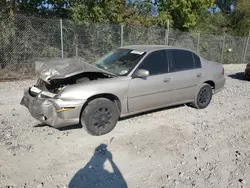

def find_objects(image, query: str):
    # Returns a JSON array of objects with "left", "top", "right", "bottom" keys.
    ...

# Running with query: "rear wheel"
[
  {"left": 192, "top": 83, "right": 213, "bottom": 109},
  {"left": 245, "top": 72, "right": 250, "bottom": 81},
  {"left": 81, "top": 98, "right": 119, "bottom": 136}
]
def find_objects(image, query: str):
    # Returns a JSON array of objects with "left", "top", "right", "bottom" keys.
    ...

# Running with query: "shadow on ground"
[
  {"left": 33, "top": 123, "right": 83, "bottom": 131},
  {"left": 68, "top": 144, "right": 127, "bottom": 188},
  {"left": 119, "top": 104, "right": 185, "bottom": 121},
  {"left": 34, "top": 104, "right": 187, "bottom": 131},
  {"left": 228, "top": 72, "right": 247, "bottom": 81}
]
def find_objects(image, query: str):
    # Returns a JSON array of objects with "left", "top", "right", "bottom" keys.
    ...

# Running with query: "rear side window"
[
  {"left": 138, "top": 50, "right": 168, "bottom": 76},
  {"left": 168, "top": 49, "right": 195, "bottom": 72},
  {"left": 193, "top": 53, "right": 202, "bottom": 68}
]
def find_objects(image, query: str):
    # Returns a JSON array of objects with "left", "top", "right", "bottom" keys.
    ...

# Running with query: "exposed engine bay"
[{"left": 36, "top": 72, "right": 112, "bottom": 94}]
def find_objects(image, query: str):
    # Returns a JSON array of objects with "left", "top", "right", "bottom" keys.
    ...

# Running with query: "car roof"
[{"left": 120, "top": 45, "right": 192, "bottom": 53}]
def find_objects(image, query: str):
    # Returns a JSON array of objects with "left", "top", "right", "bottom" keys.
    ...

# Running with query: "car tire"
[
  {"left": 192, "top": 83, "right": 213, "bottom": 109},
  {"left": 244, "top": 73, "right": 250, "bottom": 81},
  {"left": 80, "top": 98, "right": 119, "bottom": 136}
]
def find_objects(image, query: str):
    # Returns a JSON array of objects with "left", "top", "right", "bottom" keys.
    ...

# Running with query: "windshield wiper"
[
  {"left": 94, "top": 63, "right": 118, "bottom": 77},
  {"left": 96, "top": 64, "right": 106, "bottom": 69}
]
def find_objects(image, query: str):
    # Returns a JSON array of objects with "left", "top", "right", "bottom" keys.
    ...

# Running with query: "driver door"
[{"left": 127, "top": 50, "right": 173, "bottom": 113}]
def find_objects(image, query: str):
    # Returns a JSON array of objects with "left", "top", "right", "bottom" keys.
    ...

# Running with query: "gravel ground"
[{"left": 0, "top": 64, "right": 250, "bottom": 188}]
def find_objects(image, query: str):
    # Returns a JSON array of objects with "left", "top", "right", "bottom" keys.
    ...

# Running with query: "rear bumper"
[
  {"left": 214, "top": 77, "right": 226, "bottom": 94},
  {"left": 20, "top": 88, "right": 86, "bottom": 128}
]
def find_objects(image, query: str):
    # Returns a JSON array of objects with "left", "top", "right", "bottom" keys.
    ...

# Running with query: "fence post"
[
  {"left": 165, "top": 19, "right": 170, "bottom": 45},
  {"left": 120, "top": 25, "right": 124, "bottom": 47},
  {"left": 241, "top": 37, "right": 247, "bottom": 64},
  {"left": 75, "top": 33, "right": 78, "bottom": 58},
  {"left": 197, "top": 33, "right": 200, "bottom": 54},
  {"left": 164, "top": 30, "right": 169, "bottom": 46},
  {"left": 242, "top": 30, "right": 250, "bottom": 64},
  {"left": 60, "top": 18, "right": 64, "bottom": 58},
  {"left": 220, "top": 35, "right": 226, "bottom": 64}
]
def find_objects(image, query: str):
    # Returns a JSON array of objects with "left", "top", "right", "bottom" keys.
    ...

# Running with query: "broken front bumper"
[{"left": 20, "top": 87, "right": 86, "bottom": 128}]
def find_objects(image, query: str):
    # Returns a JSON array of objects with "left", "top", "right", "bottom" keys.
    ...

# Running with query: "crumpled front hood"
[{"left": 35, "top": 58, "right": 109, "bottom": 83}]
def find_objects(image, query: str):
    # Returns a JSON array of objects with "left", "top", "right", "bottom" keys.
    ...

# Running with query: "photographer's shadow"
[{"left": 68, "top": 144, "right": 128, "bottom": 188}]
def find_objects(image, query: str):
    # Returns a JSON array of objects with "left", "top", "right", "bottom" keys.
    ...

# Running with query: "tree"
[
  {"left": 230, "top": 6, "right": 250, "bottom": 36},
  {"left": 236, "top": 0, "right": 250, "bottom": 11},
  {"left": 192, "top": 11, "right": 231, "bottom": 34},
  {"left": 158, "top": 0, "right": 213, "bottom": 30},
  {"left": 69, "top": 0, "right": 126, "bottom": 25},
  {"left": 0, "top": 0, "right": 70, "bottom": 17},
  {"left": 133, "top": 0, "right": 154, "bottom": 16},
  {"left": 216, "top": 0, "right": 233, "bottom": 12}
]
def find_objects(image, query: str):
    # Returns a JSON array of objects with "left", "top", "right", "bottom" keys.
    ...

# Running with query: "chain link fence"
[{"left": 0, "top": 14, "right": 249, "bottom": 80}]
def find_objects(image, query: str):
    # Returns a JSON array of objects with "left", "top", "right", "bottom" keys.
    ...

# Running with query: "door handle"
[
  {"left": 197, "top": 73, "right": 203, "bottom": 77},
  {"left": 163, "top": 78, "right": 171, "bottom": 82}
]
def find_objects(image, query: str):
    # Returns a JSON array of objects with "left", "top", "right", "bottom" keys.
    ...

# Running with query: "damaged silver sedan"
[{"left": 21, "top": 45, "right": 226, "bottom": 136}]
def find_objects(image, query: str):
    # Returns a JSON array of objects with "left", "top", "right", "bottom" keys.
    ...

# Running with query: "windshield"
[{"left": 94, "top": 49, "right": 146, "bottom": 76}]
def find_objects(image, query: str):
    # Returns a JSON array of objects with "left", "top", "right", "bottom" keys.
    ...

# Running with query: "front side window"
[
  {"left": 168, "top": 49, "right": 195, "bottom": 72},
  {"left": 137, "top": 50, "right": 168, "bottom": 76},
  {"left": 94, "top": 49, "right": 146, "bottom": 76}
]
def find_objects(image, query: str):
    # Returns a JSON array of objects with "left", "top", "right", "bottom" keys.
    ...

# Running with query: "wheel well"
[
  {"left": 85, "top": 94, "right": 122, "bottom": 113},
  {"left": 204, "top": 80, "right": 215, "bottom": 89}
]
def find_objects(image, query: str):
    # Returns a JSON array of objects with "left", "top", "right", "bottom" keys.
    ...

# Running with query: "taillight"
[
  {"left": 247, "top": 62, "right": 250, "bottom": 67},
  {"left": 222, "top": 67, "right": 224, "bottom": 75}
]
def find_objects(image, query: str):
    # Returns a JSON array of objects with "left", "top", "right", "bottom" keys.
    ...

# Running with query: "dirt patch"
[{"left": 0, "top": 64, "right": 250, "bottom": 188}]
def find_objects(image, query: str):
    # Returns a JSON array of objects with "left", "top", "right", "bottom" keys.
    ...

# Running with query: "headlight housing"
[{"left": 53, "top": 86, "right": 67, "bottom": 99}]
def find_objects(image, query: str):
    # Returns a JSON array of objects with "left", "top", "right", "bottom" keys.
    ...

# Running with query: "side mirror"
[{"left": 133, "top": 69, "right": 150, "bottom": 78}]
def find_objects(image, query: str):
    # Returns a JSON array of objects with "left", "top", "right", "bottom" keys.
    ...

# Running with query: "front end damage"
[
  {"left": 20, "top": 58, "right": 114, "bottom": 128},
  {"left": 20, "top": 85, "right": 86, "bottom": 128},
  {"left": 21, "top": 58, "right": 116, "bottom": 128}
]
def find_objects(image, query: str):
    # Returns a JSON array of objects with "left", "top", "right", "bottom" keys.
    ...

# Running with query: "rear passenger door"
[{"left": 166, "top": 49, "right": 203, "bottom": 103}]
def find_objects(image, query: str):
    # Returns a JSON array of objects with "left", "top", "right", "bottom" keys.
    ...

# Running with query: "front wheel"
[
  {"left": 192, "top": 83, "right": 213, "bottom": 109},
  {"left": 80, "top": 98, "right": 119, "bottom": 136}
]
